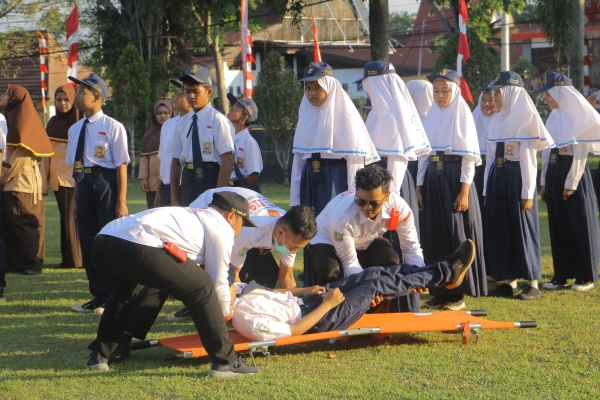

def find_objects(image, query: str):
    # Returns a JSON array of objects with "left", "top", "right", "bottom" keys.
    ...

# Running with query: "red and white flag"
[
  {"left": 66, "top": 4, "right": 79, "bottom": 86},
  {"left": 584, "top": 37, "right": 592, "bottom": 96},
  {"left": 240, "top": 0, "right": 255, "bottom": 97},
  {"left": 38, "top": 31, "right": 48, "bottom": 111},
  {"left": 311, "top": 14, "right": 321, "bottom": 62},
  {"left": 456, "top": 0, "right": 473, "bottom": 104}
]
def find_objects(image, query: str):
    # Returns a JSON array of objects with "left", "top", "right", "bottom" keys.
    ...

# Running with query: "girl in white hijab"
[
  {"left": 407, "top": 80, "right": 433, "bottom": 184},
  {"left": 416, "top": 69, "right": 486, "bottom": 311},
  {"left": 535, "top": 72, "right": 600, "bottom": 292},
  {"left": 291, "top": 62, "right": 379, "bottom": 286},
  {"left": 483, "top": 71, "right": 553, "bottom": 301}
]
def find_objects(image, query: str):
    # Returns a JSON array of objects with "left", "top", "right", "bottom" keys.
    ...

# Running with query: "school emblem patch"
[
  {"left": 496, "top": 158, "right": 504, "bottom": 168},
  {"left": 203, "top": 142, "right": 212, "bottom": 155},
  {"left": 333, "top": 231, "right": 344, "bottom": 242},
  {"left": 550, "top": 154, "right": 558, "bottom": 163},
  {"left": 267, "top": 209, "right": 281, "bottom": 217},
  {"left": 191, "top": 65, "right": 199, "bottom": 73},
  {"left": 559, "top": 146, "right": 569, "bottom": 154},
  {"left": 74, "top": 160, "right": 83, "bottom": 172},
  {"left": 94, "top": 145, "right": 106, "bottom": 159},
  {"left": 195, "top": 168, "right": 203, "bottom": 179},
  {"left": 441, "top": 69, "right": 447, "bottom": 75},
  {"left": 312, "top": 160, "right": 320, "bottom": 173},
  {"left": 308, "top": 65, "right": 314, "bottom": 74},
  {"left": 238, "top": 247, "right": 249, "bottom": 257},
  {"left": 257, "top": 323, "right": 271, "bottom": 333},
  {"left": 505, "top": 144, "right": 515, "bottom": 157},
  {"left": 436, "top": 161, "right": 443, "bottom": 171},
  {"left": 236, "top": 157, "right": 245, "bottom": 169}
]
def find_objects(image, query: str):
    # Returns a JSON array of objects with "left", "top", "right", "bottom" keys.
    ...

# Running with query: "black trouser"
[
  {"left": 159, "top": 184, "right": 171, "bottom": 207},
  {"left": 54, "top": 186, "right": 82, "bottom": 268},
  {"left": 239, "top": 248, "right": 279, "bottom": 288},
  {"left": 180, "top": 163, "right": 219, "bottom": 206},
  {"left": 88, "top": 235, "right": 236, "bottom": 366}
]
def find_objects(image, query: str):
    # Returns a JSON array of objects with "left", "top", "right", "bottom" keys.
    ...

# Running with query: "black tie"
[
  {"left": 495, "top": 141, "right": 505, "bottom": 173},
  {"left": 191, "top": 114, "right": 205, "bottom": 183},
  {"left": 72, "top": 119, "right": 89, "bottom": 183}
]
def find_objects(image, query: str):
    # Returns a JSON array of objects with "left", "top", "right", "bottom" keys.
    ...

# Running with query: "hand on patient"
[{"left": 323, "top": 288, "right": 345, "bottom": 309}]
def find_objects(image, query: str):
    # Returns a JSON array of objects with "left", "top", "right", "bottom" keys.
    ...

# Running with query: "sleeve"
[
  {"left": 277, "top": 251, "right": 296, "bottom": 268},
  {"left": 110, "top": 122, "right": 130, "bottom": 166},
  {"left": 138, "top": 155, "right": 149, "bottom": 180},
  {"left": 393, "top": 196, "right": 425, "bottom": 266},
  {"left": 565, "top": 143, "right": 589, "bottom": 191},
  {"left": 416, "top": 155, "right": 429, "bottom": 186},
  {"left": 519, "top": 141, "right": 538, "bottom": 199},
  {"left": 229, "top": 233, "right": 251, "bottom": 269},
  {"left": 345, "top": 156, "right": 364, "bottom": 192},
  {"left": 289, "top": 153, "right": 306, "bottom": 206},
  {"left": 204, "top": 228, "right": 233, "bottom": 316},
  {"left": 0, "top": 118, "right": 6, "bottom": 150},
  {"left": 245, "top": 137, "right": 263, "bottom": 174},
  {"left": 157, "top": 122, "right": 169, "bottom": 161},
  {"left": 168, "top": 120, "right": 185, "bottom": 160},
  {"left": 213, "top": 116, "right": 235, "bottom": 156},
  {"left": 460, "top": 156, "right": 476, "bottom": 185},
  {"left": 540, "top": 148, "right": 550, "bottom": 186},
  {"left": 483, "top": 141, "right": 493, "bottom": 197},
  {"left": 387, "top": 156, "right": 408, "bottom": 194},
  {"left": 330, "top": 220, "right": 362, "bottom": 276},
  {"left": 0, "top": 147, "right": 29, "bottom": 185}
]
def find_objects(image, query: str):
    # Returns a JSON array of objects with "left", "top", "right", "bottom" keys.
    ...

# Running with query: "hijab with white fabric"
[
  {"left": 423, "top": 79, "right": 481, "bottom": 164},
  {"left": 407, "top": 80, "right": 433, "bottom": 123},
  {"left": 363, "top": 74, "right": 430, "bottom": 160},
  {"left": 293, "top": 75, "right": 379, "bottom": 163},
  {"left": 486, "top": 86, "right": 553, "bottom": 151},
  {"left": 472, "top": 92, "right": 496, "bottom": 153},
  {"left": 545, "top": 85, "right": 600, "bottom": 153}
]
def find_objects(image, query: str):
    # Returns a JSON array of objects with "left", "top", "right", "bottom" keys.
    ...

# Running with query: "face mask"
[{"left": 274, "top": 230, "right": 292, "bottom": 255}]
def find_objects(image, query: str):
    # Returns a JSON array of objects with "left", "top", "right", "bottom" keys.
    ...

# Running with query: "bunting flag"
[
  {"left": 311, "top": 14, "right": 321, "bottom": 62},
  {"left": 584, "top": 37, "right": 592, "bottom": 96},
  {"left": 456, "top": 0, "right": 473, "bottom": 104},
  {"left": 240, "top": 0, "right": 255, "bottom": 97},
  {"left": 38, "top": 31, "right": 48, "bottom": 112},
  {"left": 66, "top": 4, "right": 79, "bottom": 87}
]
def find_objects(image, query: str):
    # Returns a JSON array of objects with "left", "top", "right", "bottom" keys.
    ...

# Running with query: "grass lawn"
[{"left": 1, "top": 183, "right": 599, "bottom": 399}]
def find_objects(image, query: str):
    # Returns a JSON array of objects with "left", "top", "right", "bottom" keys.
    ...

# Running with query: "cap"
[
  {"left": 68, "top": 74, "right": 109, "bottom": 99},
  {"left": 227, "top": 93, "right": 258, "bottom": 122},
  {"left": 170, "top": 79, "right": 182, "bottom": 88},
  {"left": 354, "top": 60, "right": 395, "bottom": 83},
  {"left": 478, "top": 80, "right": 495, "bottom": 92},
  {"left": 179, "top": 65, "right": 213, "bottom": 86},
  {"left": 426, "top": 69, "right": 461, "bottom": 86},
  {"left": 593, "top": 83, "right": 600, "bottom": 90},
  {"left": 298, "top": 62, "right": 334, "bottom": 82},
  {"left": 533, "top": 72, "right": 573, "bottom": 93},
  {"left": 211, "top": 192, "right": 257, "bottom": 228},
  {"left": 363, "top": 98, "right": 372, "bottom": 110},
  {"left": 487, "top": 71, "right": 524, "bottom": 89}
]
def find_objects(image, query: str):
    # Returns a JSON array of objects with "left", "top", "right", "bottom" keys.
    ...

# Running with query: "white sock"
[
  {"left": 505, "top": 279, "right": 518, "bottom": 289},
  {"left": 528, "top": 280, "right": 538, "bottom": 289}
]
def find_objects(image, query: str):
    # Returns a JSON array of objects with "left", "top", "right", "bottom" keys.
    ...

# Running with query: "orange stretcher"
[{"left": 131, "top": 310, "right": 536, "bottom": 363}]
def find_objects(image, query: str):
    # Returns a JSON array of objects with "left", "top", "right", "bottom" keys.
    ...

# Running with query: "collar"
[
  {"left": 235, "top": 128, "right": 249, "bottom": 140},
  {"left": 87, "top": 109, "right": 104, "bottom": 124},
  {"left": 195, "top": 102, "right": 214, "bottom": 120},
  {"left": 356, "top": 200, "right": 390, "bottom": 225}
]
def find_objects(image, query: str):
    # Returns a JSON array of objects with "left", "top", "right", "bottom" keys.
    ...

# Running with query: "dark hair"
[
  {"left": 242, "top": 108, "right": 251, "bottom": 126},
  {"left": 280, "top": 205, "right": 317, "bottom": 239},
  {"left": 182, "top": 80, "right": 211, "bottom": 91},
  {"left": 355, "top": 164, "right": 393, "bottom": 192}
]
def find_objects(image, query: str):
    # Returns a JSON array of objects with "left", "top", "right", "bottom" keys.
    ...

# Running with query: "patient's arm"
[
  {"left": 288, "top": 288, "right": 345, "bottom": 336},
  {"left": 272, "top": 285, "right": 326, "bottom": 296}
]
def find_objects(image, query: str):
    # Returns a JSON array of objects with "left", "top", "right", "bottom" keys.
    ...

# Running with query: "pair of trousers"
[
  {"left": 88, "top": 235, "right": 236, "bottom": 365},
  {"left": 180, "top": 165, "right": 219, "bottom": 206},
  {"left": 54, "top": 186, "right": 82, "bottom": 268}
]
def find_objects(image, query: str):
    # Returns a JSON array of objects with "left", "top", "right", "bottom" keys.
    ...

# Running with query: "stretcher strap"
[{"left": 460, "top": 321, "right": 471, "bottom": 346}]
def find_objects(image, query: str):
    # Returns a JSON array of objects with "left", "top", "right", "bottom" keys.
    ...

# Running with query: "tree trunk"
[
  {"left": 369, "top": 0, "right": 389, "bottom": 62},
  {"left": 571, "top": 0, "right": 585, "bottom": 91},
  {"left": 210, "top": 34, "right": 229, "bottom": 113},
  {"left": 272, "top": 133, "right": 292, "bottom": 185}
]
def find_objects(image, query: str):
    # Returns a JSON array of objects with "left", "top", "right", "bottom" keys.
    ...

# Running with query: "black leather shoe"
[{"left": 22, "top": 269, "right": 42, "bottom": 275}]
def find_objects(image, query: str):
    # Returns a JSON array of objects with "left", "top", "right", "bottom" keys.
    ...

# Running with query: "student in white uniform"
[
  {"left": 86, "top": 191, "right": 259, "bottom": 378},
  {"left": 0, "top": 113, "right": 6, "bottom": 301},
  {"left": 472, "top": 80, "right": 497, "bottom": 212},
  {"left": 232, "top": 240, "right": 475, "bottom": 341},
  {"left": 225, "top": 93, "right": 262, "bottom": 192},
  {"left": 406, "top": 80, "right": 433, "bottom": 185},
  {"left": 155, "top": 81, "right": 192, "bottom": 207},
  {"left": 168, "top": 65, "right": 235, "bottom": 206},
  {"left": 536, "top": 72, "right": 600, "bottom": 291}
]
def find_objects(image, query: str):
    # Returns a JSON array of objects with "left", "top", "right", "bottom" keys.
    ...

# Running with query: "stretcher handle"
[
  {"left": 466, "top": 310, "right": 487, "bottom": 316},
  {"left": 515, "top": 320, "right": 537, "bottom": 328},
  {"left": 164, "top": 353, "right": 185, "bottom": 361},
  {"left": 130, "top": 340, "right": 158, "bottom": 350}
]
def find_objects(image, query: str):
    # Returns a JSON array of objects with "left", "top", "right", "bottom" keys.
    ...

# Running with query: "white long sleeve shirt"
[
  {"left": 483, "top": 141, "right": 538, "bottom": 199},
  {"left": 540, "top": 144, "right": 589, "bottom": 190}
]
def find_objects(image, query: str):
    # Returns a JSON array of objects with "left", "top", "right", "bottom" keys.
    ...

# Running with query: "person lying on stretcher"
[{"left": 231, "top": 240, "right": 476, "bottom": 341}]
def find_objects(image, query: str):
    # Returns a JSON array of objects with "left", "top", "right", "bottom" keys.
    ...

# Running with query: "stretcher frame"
[{"left": 131, "top": 310, "right": 537, "bottom": 366}]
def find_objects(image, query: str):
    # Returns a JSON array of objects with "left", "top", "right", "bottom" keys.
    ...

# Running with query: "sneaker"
[
  {"left": 87, "top": 352, "right": 109, "bottom": 371},
  {"left": 72, "top": 301, "right": 100, "bottom": 313},
  {"left": 488, "top": 283, "right": 520, "bottom": 298},
  {"left": 444, "top": 239, "right": 475, "bottom": 289},
  {"left": 108, "top": 340, "right": 131, "bottom": 364},
  {"left": 571, "top": 281, "right": 594, "bottom": 291},
  {"left": 444, "top": 300, "right": 466, "bottom": 311},
  {"left": 516, "top": 284, "right": 542, "bottom": 300},
  {"left": 423, "top": 296, "right": 448, "bottom": 309},
  {"left": 167, "top": 307, "right": 192, "bottom": 322},
  {"left": 208, "top": 354, "right": 260, "bottom": 378},
  {"left": 93, "top": 304, "right": 105, "bottom": 315},
  {"left": 541, "top": 279, "right": 569, "bottom": 290}
]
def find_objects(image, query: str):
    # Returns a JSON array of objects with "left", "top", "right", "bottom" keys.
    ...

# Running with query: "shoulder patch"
[
  {"left": 268, "top": 209, "right": 281, "bottom": 217},
  {"left": 238, "top": 247, "right": 249, "bottom": 257},
  {"left": 333, "top": 231, "right": 344, "bottom": 242},
  {"left": 257, "top": 323, "right": 271, "bottom": 333}
]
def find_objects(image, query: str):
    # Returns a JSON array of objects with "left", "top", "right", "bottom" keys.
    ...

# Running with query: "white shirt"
[
  {"left": 483, "top": 141, "right": 538, "bottom": 199},
  {"left": 190, "top": 187, "right": 296, "bottom": 268},
  {"left": 232, "top": 289, "right": 301, "bottom": 341},
  {"left": 540, "top": 144, "right": 589, "bottom": 190},
  {"left": 98, "top": 206, "right": 234, "bottom": 316},
  {"left": 311, "top": 191, "right": 424, "bottom": 276},
  {"left": 66, "top": 110, "right": 130, "bottom": 169},
  {"left": 167, "top": 103, "right": 234, "bottom": 164},
  {"left": 416, "top": 150, "right": 476, "bottom": 186},
  {"left": 158, "top": 115, "right": 180, "bottom": 184},
  {"left": 231, "top": 129, "right": 263, "bottom": 180}
]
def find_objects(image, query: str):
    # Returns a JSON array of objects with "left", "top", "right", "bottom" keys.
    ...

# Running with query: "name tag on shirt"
[{"left": 203, "top": 142, "right": 213, "bottom": 155}]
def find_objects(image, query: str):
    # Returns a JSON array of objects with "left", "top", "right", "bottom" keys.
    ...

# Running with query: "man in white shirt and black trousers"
[{"left": 86, "top": 191, "right": 260, "bottom": 377}]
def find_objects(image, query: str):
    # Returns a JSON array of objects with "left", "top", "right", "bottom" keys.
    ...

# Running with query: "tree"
[
  {"left": 536, "top": 0, "right": 573, "bottom": 69},
  {"left": 253, "top": 52, "right": 303, "bottom": 185},
  {"left": 389, "top": 11, "right": 416, "bottom": 35},
  {"left": 370, "top": 0, "right": 390, "bottom": 61},
  {"left": 107, "top": 44, "right": 151, "bottom": 179}
]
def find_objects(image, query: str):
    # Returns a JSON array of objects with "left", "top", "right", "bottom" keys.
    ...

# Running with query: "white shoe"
[
  {"left": 486, "top": 275, "right": 497, "bottom": 282},
  {"left": 93, "top": 304, "right": 105, "bottom": 314},
  {"left": 571, "top": 281, "right": 594, "bottom": 291},
  {"left": 541, "top": 280, "right": 569, "bottom": 290},
  {"left": 444, "top": 300, "right": 466, "bottom": 311},
  {"left": 72, "top": 301, "right": 98, "bottom": 313}
]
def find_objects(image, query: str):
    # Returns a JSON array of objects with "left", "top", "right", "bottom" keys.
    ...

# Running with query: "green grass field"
[{"left": 1, "top": 184, "right": 599, "bottom": 399}]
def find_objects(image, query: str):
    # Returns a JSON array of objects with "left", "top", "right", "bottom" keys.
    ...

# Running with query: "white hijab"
[
  {"left": 293, "top": 76, "right": 379, "bottom": 163},
  {"left": 545, "top": 85, "right": 600, "bottom": 153},
  {"left": 487, "top": 86, "right": 553, "bottom": 151},
  {"left": 423, "top": 80, "right": 481, "bottom": 164},
  {"left": 407, "top": 80, "right": 433, "bottom": 123},
  {"left": 472, "top": 92, "right": 497, "bottom": 153},
  {"left": 363, "top": 74, "right": 430, "bottom": 160}
]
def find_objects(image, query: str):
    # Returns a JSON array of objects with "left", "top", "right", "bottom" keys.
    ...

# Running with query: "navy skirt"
[
  {"left": 485, "top": 160, "right": 541, "bottom": 280},
  {"left": 407, "top": 160, "right": 418, "bottom": 189},
  {"left": 594, "top": 167, "right": 600, "bottom": 210},
  {"left": 421, "top": 159, "right": 487, "bottom": 297},
  {"left": 473, "top": 156, "right": 487, "bottom": 213},
  {"left": 546, "top": 158, "right": 600, "bottom": 283}
]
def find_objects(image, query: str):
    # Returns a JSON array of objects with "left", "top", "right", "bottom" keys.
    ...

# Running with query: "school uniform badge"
[
  {"left": 74, "top": 160, "right": 83, "bottom": 172},
  {"left": 195, "top": 168, "right": 203, "bottom": 179},
  {"left": 333, "top": 231, "right": 344, "bottom": 242},
  {"left": 505, "top": 144, "right": 515, "bottom": 157},
  {"left": 203, "top": 142, "right": 212, "bottom": 155},
  {"left": 236, "top": 157, "right": 245, "bottom": 168},
  {"left": 238, "top": 247, "right": 249, "bottom": 257},
  {"left": 267, "top": 209, "right": 280, "bottom": 217},
  {"left": 94, "top": 145, "right": 106, "bottom": 159},
  {"left": 312, "top": 160, "right": 320, "bottom": 173}
]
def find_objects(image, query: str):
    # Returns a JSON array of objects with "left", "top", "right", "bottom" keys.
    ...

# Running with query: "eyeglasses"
[{"left": 354, "top": 196, "right": 386, "bottom": 208}]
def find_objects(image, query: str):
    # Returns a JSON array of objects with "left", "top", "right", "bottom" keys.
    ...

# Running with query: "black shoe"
[
  {"left": 516, "top": 284, "right": 542, "bottom": 300},
  {"left": 72, "top": 300, "right": 100, "bottom": 313},
  {"left": 444, "top": 240, "right": 475, "bottom": 289},
  {"left": 0, "top": 287, "right": 5, "bottom": 302},
  {"left": 489, "top": 283, "right": 520, "bottom": 298},
  {"left": 22, "top": 269, "right": 42, "bottom": 275},
  {"left": 108, "top": 340, "right": 131, "bottom": 364},
  {"left": 423, "top": 296, "right": 448, "bottom": 309},
  {"left": 208, "top": 354, "right": 260, "bottom": 378},
  {"left": 87, "top": 352, "right": 109, "bottom": 371},
  {"left": 167, "top": 307, "right": 192, "bottom": 322}
]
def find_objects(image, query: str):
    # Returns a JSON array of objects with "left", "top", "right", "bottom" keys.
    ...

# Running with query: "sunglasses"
[{"left": 354, "top": 196, "right": 386, "bottom": 208}]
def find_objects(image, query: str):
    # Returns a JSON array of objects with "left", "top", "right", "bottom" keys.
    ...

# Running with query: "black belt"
[
  {"left": 481, "top": 154, "right": 486, "bottom": 161},
  {"left": 185, "top": 162, "right": 219, "bottom": 170},
  {"left": 228, "top": 180, "right": 242, "bottom": 187},
  {"left": 84, "top": 166, "right": 109, "bottom": 174},
  {"left": 429, "top": 155, "right": 462, "bottom": 162},
  {"left": 306, "top": 157, "right": 346, "bottom": 166}
]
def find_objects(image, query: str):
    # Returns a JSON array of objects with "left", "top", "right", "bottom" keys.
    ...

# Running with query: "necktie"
[
  {"left": 72, "top": 119, "right": 89, "bottom": 183},
  {"left": 495, "top": 141, "right": 505, "bottom": 173},
  {"left": 191, "top": 114, "right": 205, "bottom": 183}
]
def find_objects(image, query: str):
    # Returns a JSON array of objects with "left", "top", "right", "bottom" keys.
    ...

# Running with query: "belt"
[
  {"left": 558, "top": 154, "right": 573, "bottom": 160},
  {"left": 228, "top": 180, "right": 242, "bottom": 187},
  {"left": 481, "top": 154, "right": 486, "bottom": 161},
  {"left": 84, "top": 166, "right": 108, "bottom": 174},
  {"left": 185, "top": 162, "right": 219, "bottom": 170},
  {"left": 429, "top": 155, "right": 462, "bottom": 162},
  {"left": 306, "top": 157, "right": 346, "bottom": 166}
]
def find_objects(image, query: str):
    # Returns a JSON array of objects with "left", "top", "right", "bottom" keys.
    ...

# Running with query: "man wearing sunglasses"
[{"left": 307, "top": 164, "right": 424, "bottom": 292}]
